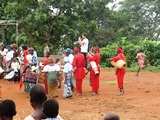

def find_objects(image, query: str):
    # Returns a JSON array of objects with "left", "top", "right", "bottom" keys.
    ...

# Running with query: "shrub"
[{"left": 100, "top": 38, "right": 160, "bottom": 67}]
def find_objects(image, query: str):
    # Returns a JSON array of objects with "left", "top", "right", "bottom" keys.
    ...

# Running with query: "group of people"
[
  {"left": 0, "top": 33, "right": 147, "bottom": 120},
  {"left": 0, "top": 43, "right": 39, "bottom": 94},
  {"left": 0, "top": 85, "right": 63, "bottom": 120},
  {"left": 0, "top": 85, "right": 120, "bottom": 120},
  {"left": 0, "top": 33, "right": 146, "bottom": 99}
]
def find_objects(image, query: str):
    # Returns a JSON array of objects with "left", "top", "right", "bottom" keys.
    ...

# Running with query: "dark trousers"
[{"left": 81, "top": 52, "right": 87, "bottom": 68}]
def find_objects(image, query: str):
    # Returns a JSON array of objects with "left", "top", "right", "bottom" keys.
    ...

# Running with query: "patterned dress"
[
  {"left": 24, "top": 67, "right": 37, "bottom": 92},
  {"left": 136, "top": 52, "right": 145, "bottom": 68},
  {"left": 64, "top": 71, "right": 73, "bottom": 98}
]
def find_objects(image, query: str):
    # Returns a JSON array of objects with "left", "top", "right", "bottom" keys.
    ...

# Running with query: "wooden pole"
[{"left": 16, "top": 22, "right": 19, "bottom": 46}]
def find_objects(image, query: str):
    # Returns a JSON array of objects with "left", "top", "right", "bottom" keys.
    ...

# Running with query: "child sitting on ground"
[
  {"left": 24, "top": 85, "right": 47, "bottom": 120},
  {"left": 43, "top": 99, "right": 63, "bottom": 120},
  {"left": 103, "top": 112, "right": 120, "bottom": 120},
  {"left": 0, "top": 99, "right": 17, "bottom": 120}
]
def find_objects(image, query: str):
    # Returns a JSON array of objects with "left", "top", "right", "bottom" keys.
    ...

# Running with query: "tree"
[
  {"left": 1, "top": 0, "right": 117, "bottom": 53},
  {"left": 120, "top": 0, "right": 160, "bottom": 40}
]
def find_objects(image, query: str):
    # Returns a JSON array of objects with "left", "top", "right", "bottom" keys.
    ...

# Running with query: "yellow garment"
[{"left": 48, "top": 82, "right": 58, "bottom": 98}]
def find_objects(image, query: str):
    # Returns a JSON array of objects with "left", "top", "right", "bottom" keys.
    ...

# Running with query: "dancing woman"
[
  {"left": 111, "top": 47, "right": 126, "bottom": 96},
  {"left": 136, "top": 50, "right": 145, "bottom": 76}
]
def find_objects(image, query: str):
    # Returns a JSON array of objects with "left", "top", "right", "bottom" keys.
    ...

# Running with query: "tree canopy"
[{"left": 0, "top": 0, "right": 160, "bottom": 54}]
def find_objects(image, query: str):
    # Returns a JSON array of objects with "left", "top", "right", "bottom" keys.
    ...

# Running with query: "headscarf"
[
  {"left": 117, "top": 47, "right": 123, "bottom": 54},
  {"left": 73, "top": 47, "right": 80, "bottom": 54}
]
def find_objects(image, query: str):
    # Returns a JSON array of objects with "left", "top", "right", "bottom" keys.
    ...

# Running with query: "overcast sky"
[{"left": 107, "top": 0, "right": 124, "bottom": 11}]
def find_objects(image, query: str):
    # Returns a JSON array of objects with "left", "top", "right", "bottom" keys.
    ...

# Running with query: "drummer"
[{"left": 111, "top": 47, "right": 126, "bottom": 96}]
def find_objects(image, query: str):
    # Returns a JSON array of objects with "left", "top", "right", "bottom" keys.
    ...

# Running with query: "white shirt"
[
  {"left": 80, "top": 38, "right": 89, "bottom": 53},
  {"left": 26, "top": 53, "right": 38, "bottom": 65},
  {"left": 24, "top": 115, "right": 35, "bottom": 120},
  {"left": 24, "top": 108, "right": 43, "bottom": 120},
  {"left": 11, "top": 62, "right": 20, "bottom": 72},
  {"left": 26, "top": 54, "right": 32, "bottom": 64},
  {"left": 63, "top": 62, "right": 72, "bottom": 73},
  {"left": 54, "top": 64, "right": 61, "bottom": 71},
  {"left": 68, "top": 54, "right": 74, "bottom": 64},
  {"left": 42, "top": 64, "right": 60, "bottom": 72},
  {"left": 5, "top": 50, "right": 14, "bottom": 62},
  {"left": 1, "top": 48, "right": 8, "bottom": 56},
  {"left": 43, "top": 115, "right": 64, "bottom": 120}
]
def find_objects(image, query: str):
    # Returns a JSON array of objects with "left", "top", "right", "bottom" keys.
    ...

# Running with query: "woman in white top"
[{"left": 42, "top": 56, "right": 60, "bottom": 98}]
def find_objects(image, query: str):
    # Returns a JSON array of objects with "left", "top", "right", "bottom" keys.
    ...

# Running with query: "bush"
[{"left": 100, "top": 37, "right": 160, "bottom": 67}]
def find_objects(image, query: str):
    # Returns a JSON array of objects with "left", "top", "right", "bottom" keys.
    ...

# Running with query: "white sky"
[{"left": 106, "top": 0, "right": 124, "bottom": 11}]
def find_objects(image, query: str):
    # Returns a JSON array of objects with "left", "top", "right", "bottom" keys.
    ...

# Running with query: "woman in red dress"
[
  {"left": 88, "top": 47, "right": 101, "bottom": 95},
  {"left": 72, "top": 47, "right": 86, "bottom": 96},
  {"left": 111, "top": 47, "right": 126, "bottom": 95}
]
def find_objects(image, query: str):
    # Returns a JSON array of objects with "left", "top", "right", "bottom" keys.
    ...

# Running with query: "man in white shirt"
[
  {"left": 79, "top": 34, "right": 89, "bottom": 54},
  {"left": 78, "top": 34, "right": 89, "bottom": 68}
]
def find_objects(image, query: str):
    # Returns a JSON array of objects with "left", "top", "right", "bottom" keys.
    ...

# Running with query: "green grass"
[
  {"left": 106, "top": 80, "right": 116, "bottom": 85},
  {"left": 101, "top": 63, "right": 160, "bottom": 72},
  {"left": 144, "top": 65, "right": 160, "bottom": 72},
  {"left": 127, "top": 64, "right": 160, "bottom": 72}
]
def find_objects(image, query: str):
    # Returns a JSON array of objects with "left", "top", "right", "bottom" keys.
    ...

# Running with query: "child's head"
[
  {"left": 28, "top": 47, "right": 34, "bottom": 55},
  {"left": 22, "top": 45, "right": 28, "bottom": 50},
  {"left": 48, "top": 55, "right": 55, "bottom": 64},
  {"left": 43, "top": 99, "right": 59, "bottom": 118},
  {"left": 0, "top": 99, "right": 16, "bottom": 120},
  {"left": 73, "top": 47, "right": 80, "bottom": 54},
  {"left": 65, "top": 48, "right": 71, "bottom": 56},
  {"left": 137, "top": 49, "right": 143, "bottom": 53},
  {"left": 103, "top": 112, "right": 120, "bottom": 120},
  {"left": 30, "top": 85, "right": 47, "bottom": 109}
]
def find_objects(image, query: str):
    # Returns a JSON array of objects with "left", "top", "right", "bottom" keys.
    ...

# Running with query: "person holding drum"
[{"left": 110, "top": 47, "right": 126, "bottom": 96}]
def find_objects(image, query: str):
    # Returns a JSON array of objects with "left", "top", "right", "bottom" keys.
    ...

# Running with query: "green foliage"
[
  {"left": 0, "top": 0, "right": 114, "bottom": 53},
  {"left": 121, "top": 0, "right": 160, "bottom": 40},
  {"left": 1, "top": 0, "right": 160, "bottom": 56},
  {"left": 101, "top": 38, "right": 160, "bottom": 67}
]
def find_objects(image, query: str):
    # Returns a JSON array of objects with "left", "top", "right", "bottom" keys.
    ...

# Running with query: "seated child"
[
  {"left": 103, "top": 112, "right": 120, "bottom": 120},
  {"left": 0, "top": 99, "right": 17, "bottom": 120},
  {"left": 43, "top": 99, "right": 63, "bottom": 120},
  {"left": 24, "top": 85, "right": 47, "bottom": 120},
  {"left": 4, "top": 57, "right": 20, "bottom": 82}
]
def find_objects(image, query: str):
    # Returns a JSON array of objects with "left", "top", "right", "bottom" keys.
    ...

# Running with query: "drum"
[{"left": 111, "top": 60, "right": 126, "bottom": 68}]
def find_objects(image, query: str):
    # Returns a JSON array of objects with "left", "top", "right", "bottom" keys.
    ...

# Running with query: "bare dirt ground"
[{"left": 1, "top": 68, "right": 160, "bottom": 120}]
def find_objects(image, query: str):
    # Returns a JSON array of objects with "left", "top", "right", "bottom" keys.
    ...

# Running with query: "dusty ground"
[{"left": 1, "top": 68, "right": 160, "bottom": 120}]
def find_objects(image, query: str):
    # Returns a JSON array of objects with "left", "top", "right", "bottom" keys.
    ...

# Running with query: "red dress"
[
  {"left": 19, "top": 49, "right": 29, "bottom": 89},
  {"left": 112, "top": 48, "right": 126, "bottom": 89},
  {"left": 72, "top": 53, "right": 85, "bottom": 94},
  {"left": 89, "top": 53, "right": 101, "bottom": 93},
  {"left": 23, "top": 49, "right": 29, "bottom": 65}
]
